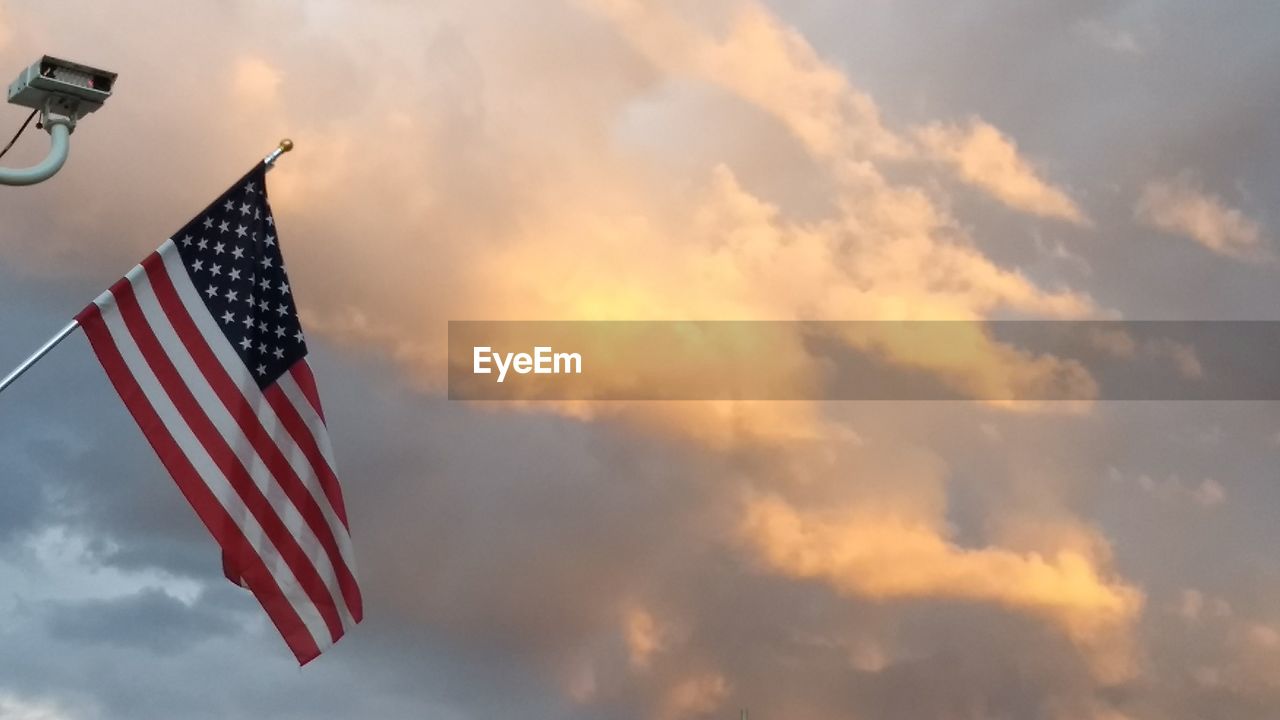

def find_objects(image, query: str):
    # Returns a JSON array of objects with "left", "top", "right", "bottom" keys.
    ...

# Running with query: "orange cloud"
[
  {"left": 741, "top": 493, "right": 1144, "bottom": 681},
  {"left": 624, "top": 605, "right": 666, "bottom": 671},
  {"left": 916, "top": 119, "right": 1089, "bottom": 225},
  {"left": 658, "top": 672, "right": 729, "bottom": 720}
]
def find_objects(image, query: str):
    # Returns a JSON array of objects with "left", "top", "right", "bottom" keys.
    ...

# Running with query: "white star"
[
  {"left": 240, "top": 202, "right": 252, "bottom": 215},
  {"left": 294, "top": 330, "right": 305, "bottom": 343},
  {"left": 276, "top": 304, "right": 288, "bottom": 316},
  {"left": 273, "top": 347, "right": 284, "bottom": 359},
  {"left": 259, "top": 277, "right": 272, "bottom": 290},
  {"left": 221, "top": 311, "right": 235, "bottom": 324},
  {"left": 229, "top": 269, "right": 241, "bottom": 282},
  {"left": 213, "top": 242, "right": 225, "bottom": 255},
  {"left": 264, "top": 234, "right": 276, "bottom": 247},
  {"left": 257, "top": 322, "right": 268, "bottom": 333},
  {"left": 192, "top": 259, "right": 204, "bottom": 272},
  {"left": 223, "top": 199, "right": 235, "bottom": 212},
  {"left": 245, "top": 181, "right": 256, "bottom": 193},
  {"left": 241, "top": 315, "right": 253, "bottom": 329},
  {"left": 259, "top": 257, "right": 274, "bottom": 269},
  {"left": 180, "top": 235, "right": 193, "bottom": 247},
  {"left": 210, "top": 264, "right": 222, "bottom": 277},
  {"left": 266, "top": 216, "right": 274, "bottom": 227},
  {"left": 225, "top": 290, "right": 239, "bottom": 302},
  {"left": 258, "top": 341, "right": 268, "bottom": 353},
  {"left": 235, "top": 225, "right": 248, "bottom": 238},
  {"left": 278, "top": 281, "right": 290, "bottom": 295},
  {"left": 253, "top": 208, "right": 261, "bottom": 220},
  {"left": 274, "top": 325, "right": 286, "bottom": 338},
  {"left": 218, "top": 220, "right": 230, "bottom": 233},
  {"left": 205, "top": 285, "right": 219, "bottom": 298},
  {"left": 202, "top": 217, "right": 214, "bottom": 230},
  {"left": 256, "top": 364, "right": 267, "bottom": 376},
  {"left": 231, "top": 247, "right": 244, "bottom": 260},
  {"left": 239, "top": 337, "right": 252, "bottom": 351},
  {"left": 246, "top": 294, "right": 255, "bottom": 307},
  {"left": 196, "top": 238, "right": 208, "bottom": 251}
]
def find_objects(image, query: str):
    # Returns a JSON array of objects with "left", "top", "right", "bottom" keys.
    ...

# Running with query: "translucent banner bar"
[{"left": 447, "top": 321, "right": 1280, "bottom": 401}]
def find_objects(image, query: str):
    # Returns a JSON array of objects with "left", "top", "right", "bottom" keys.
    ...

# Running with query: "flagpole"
[
  {"left": 0, "top": 320, "right": 78, "bottom": 394},
  {"left": 0, "top": 139, "right": 295, "bottom": 398},
  {"left": 264, "top": 138, "right": 293, "bottom": 167}
]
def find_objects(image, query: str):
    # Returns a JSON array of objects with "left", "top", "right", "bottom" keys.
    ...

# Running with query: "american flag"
[{"left": 75, "top": 163, "right": 362, "bottom": 664}]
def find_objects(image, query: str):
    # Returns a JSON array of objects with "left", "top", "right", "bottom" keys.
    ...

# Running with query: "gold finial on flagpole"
[{"left": 264, "top": 138, "right": 294, "bottom": 167}]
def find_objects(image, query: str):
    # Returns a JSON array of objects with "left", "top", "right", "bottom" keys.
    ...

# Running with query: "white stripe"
[
  {"left": 94, "top": 275, "right": 334, "bottom": 649},
  {"left": 128, "top": 258, "right": 356, "bottom": 628},
  {"left": 276, "top": 370, "right": 358, "bottom": 579},
  {"left": 277, "top": 369, "right": 341, "bottom": 472},
  {"left": 159, "top": 244, "right": 358, "bottom": 582}
]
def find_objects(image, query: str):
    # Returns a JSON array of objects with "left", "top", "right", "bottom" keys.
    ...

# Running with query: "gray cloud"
[{"left": 42, "top": 587, "right": 241, "bottom": 653}]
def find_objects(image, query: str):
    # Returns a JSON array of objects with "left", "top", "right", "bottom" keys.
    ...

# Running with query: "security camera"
[
  {"left": 1, "top": 55, "right": 117, "bottom": 186},
  {"left": 8, "top": 55, "right": 116, "bottom": 121}
]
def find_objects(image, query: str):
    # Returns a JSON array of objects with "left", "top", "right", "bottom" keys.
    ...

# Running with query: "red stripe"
[
  {"left": 290, "top": 361, "right": 326, "bottom": 423},
  {"left": 76, "top": 303, "right": 322, "bottom": 664},
  {"left": 109, "top": 278, "right": 347, "bottom": 642},
  {"left": 264, "top": 385, "right": 352, "bottom": 534},
  {"left": 142, "top": 254, "right": 363, "bottom": 621}
]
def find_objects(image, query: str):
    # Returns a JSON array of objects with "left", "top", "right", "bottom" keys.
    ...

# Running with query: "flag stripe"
[
  {"left": 157, "top": 247, "right": 359, "bottom": 586},
  {"left": 278, "top": 367, "right": 342, "bottom": 490},
  {"left": 276, "top": 369, "right": 348, "bottom": 528},
  {"left": 158, "top": 247, "right": 354, "bottom": 538},
  {"left": 76, "top": 302, "right": 325, "bottom": 663},
  {"left": 142, "top": 249, "right": 362, "bottom": 622},
  {"left": 289, "top": 361, "right": 327, "bottom": 423},
  {"left": 277, "top": 363, "right": 352, "bottom": 533},
  {"left": 133, "top": 254, "right": 358, "bottom": 625},
  {"left": 265, "top": 383, "right": 352, "bottom": 534},
  {"left": 107, "top": 271, "right": 347, "bottom": 642}
]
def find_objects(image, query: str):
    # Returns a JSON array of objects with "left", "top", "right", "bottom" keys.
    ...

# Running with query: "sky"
[{"left": 0, "top": 1, "right": 1278, "bottom": 718}]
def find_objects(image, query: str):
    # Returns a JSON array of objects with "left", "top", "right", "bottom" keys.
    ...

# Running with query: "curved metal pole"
[{"left": 0, "top": 120, "right": 72, "bottom": 186}]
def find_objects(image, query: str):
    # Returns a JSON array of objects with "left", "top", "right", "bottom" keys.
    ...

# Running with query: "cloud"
[
  {"left": 1089, "top": 331, "right": 1204, "bottom": 381},
  {"left": 1191, "top": 478, "right": 1226, "bottom": 507},
  {"left": 42, "top": 587, "right": 240, "bottom": 654},
  {"left": 0, "top": 693, "right": 77, "bottom": 720},
  {"left": 1075, "top": 20, "right": 1144, "bottom": 56},
  {"left": 5, "top": 1, "right": 1280, "bottom": 719},
  {"left": 658, "top": 672, "right": 729, "bottom": 720},
  {"left": 624, "top": 605, "right": 666, "bottom": 671},
  {"left": 584, "top": 0, "right": 1090, "bottom": 228},
  {"left": 1135, "top": 172, "right": 1269, "bottom": 260},
  {"left": 916, "top": 119, "right": 1089, "bottom": 225},
  {"left": 1107, "top": 467, "right": 1226, "bottom": 508},
  {"left": 741, "top": 493, "right": 1143, "bottom": 681},
  {"left": 0, "top": 0, "right": 1101, "bottom": 444},
  {"left": 1173, "top": 588, "right": 1231, "bottom": 624},
  {"left": 578, "top": 0, "right": 905, "bottom": 162}
]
